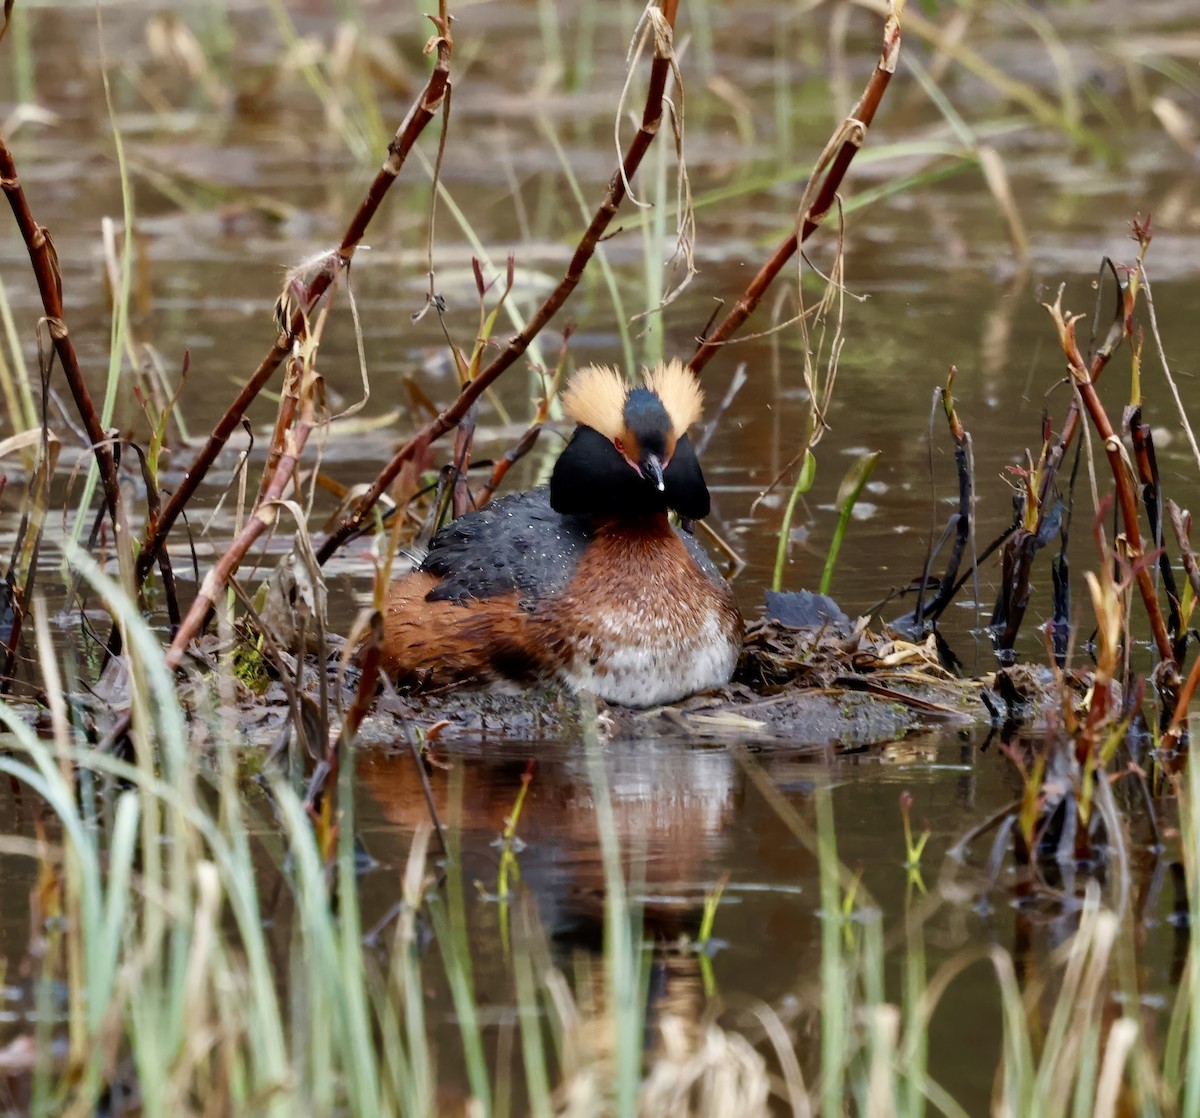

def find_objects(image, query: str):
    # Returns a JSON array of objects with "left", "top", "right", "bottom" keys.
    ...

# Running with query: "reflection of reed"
[
  {"left": 556, "top": 950, "right": 770, "bottom": 1118},
  {"left": 981, "top": 267, "right": 1032, "bottom": 388}
]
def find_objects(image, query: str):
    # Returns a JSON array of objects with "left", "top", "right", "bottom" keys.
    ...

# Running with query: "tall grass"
[
  {"left": 0, "top": 275, "right": 37, "bottom": 434},
  {"left": 0, "top": 589, "right": 1194, "bottom": 1114},
  {"left": 737, "top": 748, "right": 1186, "bottom": 1118},
  {"left": 0, "top": 556, "right": 731, "bottom": 1114}
]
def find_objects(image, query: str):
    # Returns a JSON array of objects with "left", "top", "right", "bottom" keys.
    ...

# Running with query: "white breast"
[{"left": 561, "top": 603, "right": 740, "bottom": 708}]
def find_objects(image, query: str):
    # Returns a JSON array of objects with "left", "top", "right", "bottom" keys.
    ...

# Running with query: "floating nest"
[
  {"left": 358, "top": 591, "right": 1006, "bottom": 748},
  {"left": 60, "top": 592, "right": 1061, "bottom": 752}
]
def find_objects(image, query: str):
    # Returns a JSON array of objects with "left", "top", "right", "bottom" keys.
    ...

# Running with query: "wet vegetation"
[{"left": 2, "top": 0, "right": 1200, "bottom": 1113}]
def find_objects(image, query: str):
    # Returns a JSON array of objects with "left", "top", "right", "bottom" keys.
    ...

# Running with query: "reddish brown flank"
[{"left": 381, "top": 571, "right": 566, "bottom": 690}]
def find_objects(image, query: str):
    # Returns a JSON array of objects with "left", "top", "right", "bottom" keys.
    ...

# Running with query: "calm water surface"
[{"left": 2, "top": 0, "right": 1199, "bottom": 1107}]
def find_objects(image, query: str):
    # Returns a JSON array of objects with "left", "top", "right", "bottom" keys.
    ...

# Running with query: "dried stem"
[
  {"left": 1034, "top": 262, "right": 1128, "bottom": 514},
  {"left": 687, "top": 0, "right": 904, "bottom": 376},
  {"left": 1163, "top": 650, "right": 1200, "bottom": 751},
  {"left": 131, "top": 6, "right": 454, "bottom": 591},
  {"left": 0, "top": 138, "right": 123, "bottom": 524},
  {"left": 906, "top": 367, "right": 973, "bottom": 631},
  {"left": 165, "top": 358, "right": 321, "bottom": 675},
  {"left": 1168, "top": 501, "right": 1200, "bottom": 603},
  {"left": 315, "top": 0, "right": 682, "bottom": 565},
  {"left": 1044, "top": 291, "right": 1175, "bottom": 668},
  {"left": 994, "top": 257, "right": 1131, "bottom": 657},
  {"left": 308, "top": 612, "right": 385, "bottom": 810},
  {"left": 108, "top": 322, "right": 332, "bottom": 747},
  {"left": 448, "top": 408, "right": 476, "bottom": 520},
  {"left": 475, "top": 328, "right": 572, "bottom": 507},
  {"left": 113, "top": 347, "right": 322, "bottom": 780},
  {"left": 1128, "top": 405, "right": 1181, "bottom": 651},
  {"left": 476, "top": 424, "right": 543, "bottom": 508}
]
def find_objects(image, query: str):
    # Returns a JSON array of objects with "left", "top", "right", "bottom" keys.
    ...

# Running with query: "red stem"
[
  {"left": 132, "top": 10, "right": 455, "bottom": 590},
  {"left": 315, "top": 0, "right": 682, "bottom": 565},
  {"left": 687, "top": 3, "right": 903, "bottom": 376},
  {"left": 1059, "top": 322, "right": 1174, "bottom": 666},
  {"left": 0, "top": 139, "right": 123, "bottom": 523}
]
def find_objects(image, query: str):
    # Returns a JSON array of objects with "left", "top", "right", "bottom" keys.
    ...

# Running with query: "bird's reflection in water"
[
  {"left": 357, "top": 739, "right": 775, "bottom": 1109},
  {"left": 358, "top": 739, "right": 740, "bottom": 937}
]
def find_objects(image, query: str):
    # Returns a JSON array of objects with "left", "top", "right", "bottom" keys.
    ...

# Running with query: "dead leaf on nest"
[
  {"left": 876, "top": 634, "right": 941, "bottom": 667},
  {"left": 682, "top": 712, "right": 769, "bottom": 733}
]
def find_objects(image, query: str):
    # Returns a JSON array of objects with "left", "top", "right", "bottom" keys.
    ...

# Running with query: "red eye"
[{"left": 614, "top": 438, "right": 624, "bottom": 453}]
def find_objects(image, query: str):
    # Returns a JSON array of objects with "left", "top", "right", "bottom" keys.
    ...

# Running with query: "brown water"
[
  {"left": 2, "top": 0, "right": 1199, "bottom": 1109},
  {"left": 350, "top": 727, "right": 1184, "bottom": 1113}
]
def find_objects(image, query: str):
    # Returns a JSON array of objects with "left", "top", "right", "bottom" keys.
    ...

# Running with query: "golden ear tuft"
[
  {"left": 645, "top": 358, "right": 704, "bottom": 433},
  {"left": 561, "top": 364, "right": 629, "bottom": 440}
]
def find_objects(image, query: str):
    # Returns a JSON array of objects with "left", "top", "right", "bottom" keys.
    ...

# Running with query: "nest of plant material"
[
  {"left": 346, "top": 590, "right": 991, "bottom": 749},
  {"left": 697, "top": 590, "right": 983, "bottom": 744},
  {"left": 70, "top": 584, "right": 1080, "bottom": 759}
]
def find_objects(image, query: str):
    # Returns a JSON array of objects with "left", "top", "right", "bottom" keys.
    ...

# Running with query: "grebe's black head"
[{"left": 549, "top": 360, "right": 710, "bottom": 519}]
